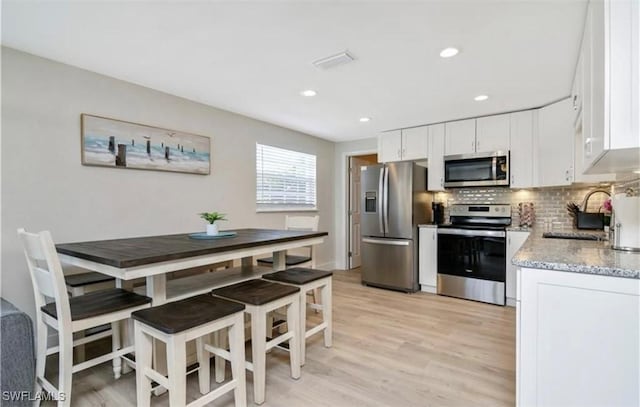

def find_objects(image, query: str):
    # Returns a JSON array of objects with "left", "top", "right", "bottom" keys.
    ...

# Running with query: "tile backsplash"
[{"left": 433, "top": 178, "right": 639, "bottom": 230}]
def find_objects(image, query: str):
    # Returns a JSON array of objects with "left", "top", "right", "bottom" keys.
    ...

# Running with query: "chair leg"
[
  {"left": 57, "top": 330, "right": 73, "bottom": 407},
  {"left": 134, "top": 324, "right": 153, "bottom": 407},
  {"left": 196, "top": 334, "right": 210, "bottom": 394},
  {"left": 34, "top": 319, "right": 47, "bottom": 407},
  {"left": 111, "top": 321, "right": 122, "bottom": 379},
  {"left": 286, "top": 298, "right": 301, "bottom": 380},
  {"left": 250, "top": 310, "right": 266, "bottom": 405},
  {"left": 299, "top": 292, "right": 307, "bottom": 366},
  {"left": 229, "top": 315, "right": 247, "bottom": 407},
  {"left": 121, "top": 318, "right": 134, "bottom": 375},
  {"left": 214, "top": 329, "right": 227, "bottom": 383},
  {"left": 167, "top": 334, "right": 187, "bottom": 407},
  {"left": 322, "top": 279, "right": 333, "bottom": 348}
]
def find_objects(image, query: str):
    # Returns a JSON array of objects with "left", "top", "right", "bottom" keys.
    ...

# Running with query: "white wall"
[
  {"left": 1, "top": 47, "right": 335, "bottom": 319},
  {"left": 332, "top": 138, "right": 377, "bottom": 270}
]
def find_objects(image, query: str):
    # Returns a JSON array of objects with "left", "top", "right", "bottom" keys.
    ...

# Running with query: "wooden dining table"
[{"left": 56, "top": 228, "right": 328, "bottom": 305}]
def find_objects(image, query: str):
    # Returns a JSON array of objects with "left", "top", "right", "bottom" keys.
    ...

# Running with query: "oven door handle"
[{"left": 437, "top": 228, "right": 506, "bottom": 238}]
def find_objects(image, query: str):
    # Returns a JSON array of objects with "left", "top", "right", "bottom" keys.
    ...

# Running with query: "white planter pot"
[{"left": 206, "top": 223, "right": 219, "bottom": 236}]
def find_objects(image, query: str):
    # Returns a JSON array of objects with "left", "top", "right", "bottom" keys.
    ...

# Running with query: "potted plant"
[{"left": 199, "top": 212, "right": 227, "bottom": 235}]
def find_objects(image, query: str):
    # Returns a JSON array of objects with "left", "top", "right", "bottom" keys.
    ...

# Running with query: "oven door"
[{"left": 437, "top": 228, "right": 506, "bottom": 305}]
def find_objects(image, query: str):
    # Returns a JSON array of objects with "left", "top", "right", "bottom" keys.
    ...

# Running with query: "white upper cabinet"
[
  {"left": 580, "top": 0, "right": 640, "bottom": 174},
  {"left": 378, "top": 130, "right": 402, "bottom": 162},
  {"left": 475, "top": 114, "right": 510, "bottom": 153},
  {"left": 445, "top": 119, "right": 476, "bottom": 155},
  {"left": 571, "top": 49, "right": 584, "bottom": 124},
  {"left": 378, "top": 127, "right": 428, "bottom": 162},
  {"left": 401, "top": 126, "right": 429, "bottom": 161},
  {"left": 427, "top": 123, "right": 446, "bottom": 191},
  {"left": 509, "top": 110, "right": 535, "bottom": 188},
  {"left": 535, "top": 98, "right": 574, "bottom": 187}
]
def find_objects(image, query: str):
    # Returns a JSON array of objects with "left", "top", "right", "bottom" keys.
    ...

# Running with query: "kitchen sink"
[{"left": 542, "top": 232, "right": 606, "bottom": 241}]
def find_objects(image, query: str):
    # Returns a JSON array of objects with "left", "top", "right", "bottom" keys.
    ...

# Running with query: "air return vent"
[{"left": 312, "top": 51, "right": 355, "bottom": 70}]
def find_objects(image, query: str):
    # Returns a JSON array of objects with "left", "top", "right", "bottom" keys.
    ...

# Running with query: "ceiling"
[{"left": 2, "top": 0, "right": 587, "bottom": 142}]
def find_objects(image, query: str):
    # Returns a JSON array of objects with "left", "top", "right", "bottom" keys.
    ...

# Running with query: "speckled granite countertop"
[
  {"left": 418, "top": 224, "right": 438, "bottom": 228},
  {"left": 512, "top": 230, "right": 640, "bottom": 279}
]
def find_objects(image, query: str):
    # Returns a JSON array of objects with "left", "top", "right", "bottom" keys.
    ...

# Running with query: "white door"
[
  {"left": 536, "top": 99, "right": 574, "bottom": 187},
  {"left": 427, "top": 123, "right": 446, "bottom": 191},
  {"left": 349, "top": 156, "right": 370, "bottom": 269},
  {"left": 509, "top": 110, "right": 535, "bottom": 188},
  {"left": 401, "top": 126, "right": 429, "bottom": 160},
  {"left": 378, "top": 131, "right": 402, "bottom": 162},
  {"left": 445, "top": 119, "right": 476, "bottom": 155},
  {"left": 475, "top": 114, "right": 510, "bottom": 153}
]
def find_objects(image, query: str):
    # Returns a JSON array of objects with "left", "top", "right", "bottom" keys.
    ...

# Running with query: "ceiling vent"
[{"left": 312, "top": 51, "right": 355, "bottom": 70}]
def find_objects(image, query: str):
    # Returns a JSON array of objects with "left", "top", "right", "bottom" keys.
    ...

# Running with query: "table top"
[{"left": 56, "top": 228, "right": 327, "bottom": 268}]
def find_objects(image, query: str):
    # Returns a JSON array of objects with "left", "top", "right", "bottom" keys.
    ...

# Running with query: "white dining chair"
[
  {"left": 17, "top": 229, "right": 152, "bottom": 407},
  {"left": 257, "top": 215, "right": 320, "bottom": 268}
]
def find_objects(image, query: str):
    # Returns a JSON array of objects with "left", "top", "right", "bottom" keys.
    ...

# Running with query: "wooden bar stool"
[
  {"left": 132, "top": 294, "right": 247, "bottom": 407},
  {"left": 211, "top": 279, "right": 301, "bottom": 405},
  {"left": 262, "top": 267, "right": 332, "bottom": 365},
  {"left": 17, "top": 229, "right": 152, "bottom": 407}
]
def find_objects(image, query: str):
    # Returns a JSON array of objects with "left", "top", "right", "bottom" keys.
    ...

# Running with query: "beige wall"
[{"left": 1, "top": 47, "right": 335, "bottom": 319}]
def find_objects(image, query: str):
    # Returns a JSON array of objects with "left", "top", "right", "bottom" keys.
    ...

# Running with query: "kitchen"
[{"left": 1, "top": 1, "right": 639, "bottom": 407}]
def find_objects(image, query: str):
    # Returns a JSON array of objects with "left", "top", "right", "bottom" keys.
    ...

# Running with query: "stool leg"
[
  {"left": 34, "top": 319, "right": 47, "bottom": 407},
  {"left": 196, "top": 334, "right": 210, "bottom": 394},
  {"left": 250, "top": 309, "right": 266, "bottom": 405},
  {"left": 111, "top": 321, "right": 122, "bottom": 379},
  {"left": 322, "top": 279, "right": 333, "bottom": 348},
  {"left": 287, "top": 297, "right": 301, "bottom": 380},
  {"left": 299, "top": 291, "right": 307, "bottom": 366},
  {"left": 229, "top": 314, "right": 247, "bottom": 407},
  {"left": 58, "top": 330, "right": 73, "bottom": 407},
  {"left": 214, "top": 329, "right": 227, "bottom": 383},
  {"left": 134, "top": 323, "right": 153, "bottom": 407},
  {"left": 167, "top": 334, "right": 187, "bottom": 407}
]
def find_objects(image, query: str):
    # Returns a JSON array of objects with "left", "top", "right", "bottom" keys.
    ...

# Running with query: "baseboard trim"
[
  {"left": 506, "top": 297, "right": 516, "bottom": 307},
  {"left": 420, "top": 285, "right": 437, "bottom": 294}
]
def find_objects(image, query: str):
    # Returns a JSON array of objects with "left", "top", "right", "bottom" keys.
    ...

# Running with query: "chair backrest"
[
  {"left": 285, "top": 215, "right": 319, "bottom": 232},
  {"left": 17, "top": 229, "right": 71, "bottom": 324}
]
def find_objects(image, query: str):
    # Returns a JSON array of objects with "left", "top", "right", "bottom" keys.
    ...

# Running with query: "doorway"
[{"left": 348, "top": 153, "right": 378, "bottom": 269}]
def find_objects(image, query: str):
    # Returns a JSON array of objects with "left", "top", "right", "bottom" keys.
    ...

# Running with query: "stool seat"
[
  {"left": 41, "top": 288, "right": 151, "bottom": 321},
  {"left": 262, "top": 267, "right": 333, "bottom": 285},
  {"left": 256, "top": 255, "right": 312, "bottom": 266},
  {"left": 65, "top": 272, "right": 115, "bottom": 287},
  {"left": 131, "top": 295, "right": 245, "bottom": 334},
  {"left": 212, "top": 279, "right": 299, "bottom": 306}
]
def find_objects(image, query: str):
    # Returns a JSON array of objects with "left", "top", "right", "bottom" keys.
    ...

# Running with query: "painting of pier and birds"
[{"left": 81, "top": 114, "right": 210, "bottom": 175}]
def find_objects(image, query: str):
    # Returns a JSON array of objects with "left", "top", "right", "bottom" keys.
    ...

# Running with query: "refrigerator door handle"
[
  {"left": 362, "top": 237, "right": 410, "bottom": 246},
  {"left": 378, "top": 167, "right": 385, "bottom": 234},
  {"left": 383, "top": 166, "right": 389, "bottom": 234}
]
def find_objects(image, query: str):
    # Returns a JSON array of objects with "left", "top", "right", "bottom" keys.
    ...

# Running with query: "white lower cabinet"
[
  {"left": 418, "top": 227, "right": 437, "bottom": 293},
  {"left": 506, "top": 231, "right": 529, "bottom": 306},
  {"left": 517, "top": 267, "right": 640, "bottom": 407}
]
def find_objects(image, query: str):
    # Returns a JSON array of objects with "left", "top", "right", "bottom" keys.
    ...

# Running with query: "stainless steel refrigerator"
[{"left": 360, "top": 162, "right": 432, "bottom": 292}]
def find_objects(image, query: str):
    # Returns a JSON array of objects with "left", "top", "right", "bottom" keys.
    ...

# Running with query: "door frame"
[{"left": 337, "top": 148, "right": 377, "bottom": 270}]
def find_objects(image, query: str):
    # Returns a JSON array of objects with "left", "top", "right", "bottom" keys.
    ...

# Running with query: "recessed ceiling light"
[
  {"left": 359, "top": 117, "right": 371, "bottom": 122},
  {"left": 300, "top": 90, "right": 317, "bottom": 97},
  {"left": 439, "top": 47, "right": 459, "bottom": 58},
  {"left": 474, "top": 95, "right": 489, "bottom": 101}
]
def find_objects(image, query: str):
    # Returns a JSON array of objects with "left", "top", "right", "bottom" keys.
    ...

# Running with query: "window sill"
[{"left": 256, "top": 208, "right": 318, "bottom": 213}]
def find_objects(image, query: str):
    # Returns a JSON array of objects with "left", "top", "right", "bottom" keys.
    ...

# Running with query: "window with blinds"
[{"left": 256, "top": 143, "right": 317, "bottom": 211}]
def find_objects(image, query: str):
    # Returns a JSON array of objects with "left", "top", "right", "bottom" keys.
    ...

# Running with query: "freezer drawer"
[{"left": 361, "top": 237, "right": 417, "bottom": 292}]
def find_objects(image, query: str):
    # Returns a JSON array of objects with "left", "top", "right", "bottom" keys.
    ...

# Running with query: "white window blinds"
[{"left": 256, "top": 143, "right": 317, "bottom": 211}]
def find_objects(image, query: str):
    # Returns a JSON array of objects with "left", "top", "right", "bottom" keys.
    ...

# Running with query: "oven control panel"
[{"left": 450, "top": 204, "right": 511, "bottom": 217}]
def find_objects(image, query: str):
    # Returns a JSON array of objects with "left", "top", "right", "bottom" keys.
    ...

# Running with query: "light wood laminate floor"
[{"left": 46, "top": 269, "right": 516, "bottom": 406}]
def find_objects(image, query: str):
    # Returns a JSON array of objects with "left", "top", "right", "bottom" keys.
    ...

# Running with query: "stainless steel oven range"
[{"left": 437, "top": 204, "right": 511, "bottom": 306}]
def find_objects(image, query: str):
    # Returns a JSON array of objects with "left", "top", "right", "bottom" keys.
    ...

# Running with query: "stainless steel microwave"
[{"left": 443, "top": 151, "right": 509, "bottom": 188}]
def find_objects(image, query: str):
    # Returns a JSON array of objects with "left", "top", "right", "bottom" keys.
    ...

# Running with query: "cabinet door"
[
  {"left": 445, "top": 119, "right": 476, "bottom": 155},
  {"left": 506, "top": 231, "right": 529, "bottom": 304},
  {"left": 401, "top": 126, "right": 429, "bottom": 161},
  {"left": 427, "top": 123, "right": 446, "bottom": 191},
  {"left": 475, "top": 114, "right": 510, "bottom": 153},
  {"left": 535, "top": 99, "right": 574, "bottom": 187},
  {"left": 378, "top": 130, "right": 402, "bottom": 163},
  {"left": 418, "top": 227, "right": 437, "bottom": 292},
  {"left": 571, "top": 50, "right": 584, "bottom": 124},
  {"left": 587, "top": 0, "right": 607, "bottom": 165},
  {"left": 519, "top": 268, "right": 639, "bottom": 407},
  {"left": 509, "top": 111, "right": 535, "bottom": 188}
]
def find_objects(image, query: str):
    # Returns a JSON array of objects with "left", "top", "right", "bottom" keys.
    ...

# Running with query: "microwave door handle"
[
  {"left": 383, "top": 166, "right": 390, "bottom": 234},
  {"left": 491, "top": 156, "right": 497, "bottom": 181},
  {"left": 378, "top": 167, "right": 385, "bottom": 234}
]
